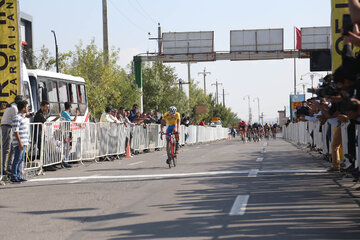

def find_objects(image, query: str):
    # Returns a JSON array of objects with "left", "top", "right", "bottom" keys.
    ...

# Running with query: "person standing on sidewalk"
[
  {"left": 10, "top": 100, "right": 29, "bottom": 183},
  {"left": 1, "top": 95, "right": 26, "bottom": 176}
]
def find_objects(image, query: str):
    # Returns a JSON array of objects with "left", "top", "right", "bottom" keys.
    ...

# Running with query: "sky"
[{"left": 18, "top": 0, "right": 332, "bottom": 122}]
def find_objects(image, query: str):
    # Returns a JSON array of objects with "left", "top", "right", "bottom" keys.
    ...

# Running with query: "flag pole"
[{"left": 293, "top": 26, "right": 297, "bottom": 96}]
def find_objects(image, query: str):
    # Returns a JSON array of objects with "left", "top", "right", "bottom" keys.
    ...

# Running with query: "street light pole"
[{"left": 51, "top": 30, "right": 59, "bottom": 73}]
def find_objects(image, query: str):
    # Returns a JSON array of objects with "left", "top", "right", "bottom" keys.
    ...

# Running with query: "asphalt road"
[{"left": 1, "top": 137, "right": 360, "bottom": 240}]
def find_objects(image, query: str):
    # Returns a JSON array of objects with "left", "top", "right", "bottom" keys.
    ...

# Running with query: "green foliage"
[
  {"left": 26, "top": 40, "right": 239, "bottom": 125},
  {"left": 64, "top": 40, "right": 140, "bottom": 118},
  {"left": 141, "top": 61, "right": 188, "bottom": 114}
]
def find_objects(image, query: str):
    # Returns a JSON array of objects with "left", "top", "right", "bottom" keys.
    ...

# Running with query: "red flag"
[{"left": 295, "top": 27, "right": 301, "bottom": 50}]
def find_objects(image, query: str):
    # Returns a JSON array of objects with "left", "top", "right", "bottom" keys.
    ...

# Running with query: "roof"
[{"left": 27, "top": 69, "right": 85, "bottom": 83}]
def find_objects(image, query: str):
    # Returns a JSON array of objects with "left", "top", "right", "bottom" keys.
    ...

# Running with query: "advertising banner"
[
  {"left": 0, "top": 0, "right": 21, "bottom": 118},
  {"left": 290, "top": 94, "right": 305, "bottom": 121},
  {"left": 331, "top": 0, "right": 360, "bottom": 70}
]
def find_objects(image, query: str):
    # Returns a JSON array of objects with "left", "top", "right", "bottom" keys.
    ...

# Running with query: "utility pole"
[
  {"left": 211, "top": 80, "right": 222, "bottom": 105},
  {"left": 102, "top": 0, "right": 109, "bottom": 64},
  {"left": 253, "top": 97, "right": 260, "bottom": 123},
  {"left": 223, "top": 88, "right": 225, "bottom": 107},
  {"left": 243, "top": 95, "right": 252, "bottom": 124},
  {"left": 149, "top": 23, "right": 162, "bottom": 55},
  {"left": 220, "top": 88, "right": 229, "bottom": 107},
  {"left": 198, "top": 68, "right": 211, "bottom": 95}
]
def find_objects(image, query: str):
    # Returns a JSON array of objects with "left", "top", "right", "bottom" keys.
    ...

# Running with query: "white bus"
[{"left": 23, "top": 67, "right": 89, "bottom": 122}]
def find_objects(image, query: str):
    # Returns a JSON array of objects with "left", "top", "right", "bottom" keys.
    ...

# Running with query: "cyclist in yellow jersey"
[{"left": 160, "top": 106, "right": 181, "bottom": 162}]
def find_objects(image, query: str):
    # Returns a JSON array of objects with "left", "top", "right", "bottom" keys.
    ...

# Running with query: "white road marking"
[
  {"left": 28, "top": 169, "right": 327, "bottom": 183},
  {"left": 69, "top": 175, "right": 99, "bottom": 184},
  {"left": 229, "top": 195, "right": 250, "bottom": 216},
  {"left": 128, "top": 161, "right": 144, "bottom": 166},
  {"left": 248, "top": 169, "right": 259, "bottom": 177},
  {"left": 256, "top": 158, "right": 264, "bottom": 162}
]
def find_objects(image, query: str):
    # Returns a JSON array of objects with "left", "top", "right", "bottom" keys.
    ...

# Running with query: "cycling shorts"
[{"left": 166, "top": 125, "right": 179, "bottom": 138}]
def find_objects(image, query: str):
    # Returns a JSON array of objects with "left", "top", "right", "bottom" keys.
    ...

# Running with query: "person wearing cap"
[{"left": 1, "top": 95, "right": 32, "bottom": 175}]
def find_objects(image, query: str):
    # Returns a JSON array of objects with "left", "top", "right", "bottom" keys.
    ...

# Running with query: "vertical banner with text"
[
  {"left": 331, "top": 0, "right": 360, "bottom": 71},
  {"left": 0, "top": 0, "right": 21, "bottom": 118}
]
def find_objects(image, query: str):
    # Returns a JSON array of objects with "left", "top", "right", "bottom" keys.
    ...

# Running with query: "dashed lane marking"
[
  {"left": 248, "top": 169, "right": 259, "bottom": 177},
  {"left": 256, "top": 158, "right": 264, "bottom": 162},
  {"left": 229, "top": 195, "right": 250, "bottom": 216},
  {"left": 28, "top": 169, "right": 327, "bottom": 183},
  {"left": 128, "top": 161, "right": 144, "bottom": 166}
]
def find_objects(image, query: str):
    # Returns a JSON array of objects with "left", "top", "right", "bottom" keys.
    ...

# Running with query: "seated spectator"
[{"left": 199, "top": 119, "right": 205, "bottom": 126}]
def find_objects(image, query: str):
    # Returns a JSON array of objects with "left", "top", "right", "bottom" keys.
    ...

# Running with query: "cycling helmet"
[{"left": 168, "top": 106, "right": 177, "bottom": 114}]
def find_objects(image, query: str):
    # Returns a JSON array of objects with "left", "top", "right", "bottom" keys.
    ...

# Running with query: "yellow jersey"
[{"left": 163, "top": 112, "right": 180, "bottom": 126}]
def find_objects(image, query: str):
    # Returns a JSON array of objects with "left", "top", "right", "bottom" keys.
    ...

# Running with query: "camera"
[
  {"left": 342, "top": 14, "right": 353, "bottom": 36},
  {"left": 307, "top": 88, "right": 316, "bottom": 93}
]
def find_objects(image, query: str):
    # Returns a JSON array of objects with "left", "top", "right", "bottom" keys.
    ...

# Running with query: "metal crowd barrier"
[
  {"left": 0, "top": 122, "right": 228, "bottom": 176},
  {"left": 283, "top": 120, "right": 360, "bottom": 170}
]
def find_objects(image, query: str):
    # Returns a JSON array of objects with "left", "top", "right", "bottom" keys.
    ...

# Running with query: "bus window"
[
  {"left": 77, "top": 84, "right": 87, "bottom": 115},
  {"left": 68, "top": 83, "right": 78, "bottom": 115},
  {"left": 44, "top": 80, "right": 60, "bottom": 115},
  {"left": 23, "top": 82, "right": 33, "bottom": 112},
  {"left": 38, "top": 81, "right": 48, "bottom": 103}
]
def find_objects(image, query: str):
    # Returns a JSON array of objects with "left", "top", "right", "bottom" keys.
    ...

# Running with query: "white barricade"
[
  {"left": 13, "top": 122, "right": 229, "bottom": 175},
  {"left": 24, "top": 123, "right": 43, "bottom": 171},
  {"left": 81, "top": 122, "right": 97, "bottom": 160},
  {"left": 42, "top": 122, "right": 63, "bottom": 167},
  {"left": 96, "top": 122, "right": 110, "bottom": 158},
  {"left": 147, "top": 124, "right": 160, "bottom": 149},
  {"left": 186, "top": 125, "right": 197, "bottom": 144}
]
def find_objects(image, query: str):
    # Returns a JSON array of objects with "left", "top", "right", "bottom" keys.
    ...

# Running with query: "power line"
[
  {"left": 108, "top": 0, "right": 149, "bottom": 33},
  {"left": 127, "top": 0, "right": 154, "bottom": 24},
  {"left": 134, "top": 0, "right": 158, "bottom": 24}
]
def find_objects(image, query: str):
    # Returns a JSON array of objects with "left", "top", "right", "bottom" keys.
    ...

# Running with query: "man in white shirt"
[
  {"left": 100, "top": 106, "right": 117, "bottom": 123},
  {"left": 1, "top": 95, "right": 26, "bottom": 175}
]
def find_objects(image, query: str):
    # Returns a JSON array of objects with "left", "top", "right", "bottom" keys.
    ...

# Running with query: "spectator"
[
  {"left": 199, "top": 119, "right": 205, "bottom": 126},
  {"left": 349, "top": 0, "right": 360, "bottom": 24},
  {"left": 144, "top": 109, "right": 157, "bottom": 124},
  {"left": 124, "top": 110, "right": 135, "bottom": 127},
  {"left": 100, "top": 106, "right": 116, "bottom": 123},
  {"left": 61, "top": 102, "right": 79, "bottom": 122},
  {"left": 33, "top": 101, "right": 61, "bottom": 161},
  {"left": 60, "top": 102, "right": 79, "bottom": 168},
  {"left": 10, "top": 100, "right": 29, "bottom": 183},
  {"left": 1, "top": 95, "right": 26, "bottom": 176},
  {"left": 110, "top": 108, "right": 118, "bottom": 123},
  {"left": 128, "top": 104, "right": 138, "bottom": 123},
  {"left": 116, "top": 107, "right": 125, "bottom": 123}
]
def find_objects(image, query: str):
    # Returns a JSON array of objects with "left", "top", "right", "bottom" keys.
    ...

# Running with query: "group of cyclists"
[{"left": 236, "top": 121, "right": 279, "bottom": 142}]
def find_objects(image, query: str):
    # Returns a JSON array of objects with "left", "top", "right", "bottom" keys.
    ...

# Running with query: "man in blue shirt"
[
  {"left": 61, "top": 102, "right": 79, "bottom": 168},
  {"left": 61, "top": 102, "right": 79, "bottom": 122}
]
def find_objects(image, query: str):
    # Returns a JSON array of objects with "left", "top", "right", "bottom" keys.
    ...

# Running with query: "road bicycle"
[{"left": 160, "top": 132, "right": 178, "bottom": 168}]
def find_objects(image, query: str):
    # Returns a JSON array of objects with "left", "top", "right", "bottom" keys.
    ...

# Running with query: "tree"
[
  {"left": 142, "top": 61, "right": 188, "bottom": 114},
  {"left": 64, "top": 40, "right": 140, "bottom": 118}
]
